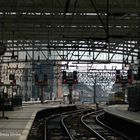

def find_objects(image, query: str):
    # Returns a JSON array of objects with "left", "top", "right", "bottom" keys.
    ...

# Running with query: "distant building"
[
  {"left": 32, "top": 61, "right": 57, "bottom": 100},
  {"left": 0, "top": 61, "right": 63, "bottom": 101},
  {"left": 0, "top": 62, "right": 32, "bottom": 101}
]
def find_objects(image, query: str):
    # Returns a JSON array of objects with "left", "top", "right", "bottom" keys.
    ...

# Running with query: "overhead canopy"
[{"left": 0, "top": 0, "right": 139, "bottom": 64}]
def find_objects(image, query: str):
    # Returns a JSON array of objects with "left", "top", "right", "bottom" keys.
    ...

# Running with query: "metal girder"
[
  {"left": 78, "top": 70, "right": 116, "bottom": 86},
  {"left": 0, "top": 0, "right": 139, "bottom": 12},
  {"left": 0, "top": 39, "right": 138, "bottom": 64},
  {"left": 0, "top": 0, "right": 139, "bottom": 65}
]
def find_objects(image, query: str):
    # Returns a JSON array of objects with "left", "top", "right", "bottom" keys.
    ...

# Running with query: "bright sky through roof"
[{"left": 62, "top": 62, "right": 122, "bottom": 71}]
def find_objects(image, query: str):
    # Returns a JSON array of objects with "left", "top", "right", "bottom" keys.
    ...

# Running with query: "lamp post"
[
  {"left": 93, "top": 78, "right": 96, "bottom": 104},
  {"left": 40, "top": 85, "right": 44, "bottom": 103}
]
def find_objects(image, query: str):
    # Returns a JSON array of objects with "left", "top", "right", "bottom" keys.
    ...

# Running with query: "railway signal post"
[{"left": 62, "top": 71, "right": 78, "bottom": 104}]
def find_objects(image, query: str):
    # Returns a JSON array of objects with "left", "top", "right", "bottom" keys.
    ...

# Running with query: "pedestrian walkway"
[
  {"left": 104, "top": 104, "right": 140, "bottom": 125},
  {"left": 0, "top": 103, "right": 59, "bottom": 140}
]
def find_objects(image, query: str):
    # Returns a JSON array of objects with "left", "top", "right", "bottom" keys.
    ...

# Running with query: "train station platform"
[
  {"left": 104, "top": 104, "right": 140, "bottom": 125},
  {"left": 0, "top": 102, "right": 61, "bottom": 140}
]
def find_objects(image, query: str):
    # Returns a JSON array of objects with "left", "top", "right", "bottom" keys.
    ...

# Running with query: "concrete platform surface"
[
  {"left": 104, "top": 104, "right": 140, "bottom": 124},
  {"left": 0, "top": 103, "right": 60, "bottom": 140}
]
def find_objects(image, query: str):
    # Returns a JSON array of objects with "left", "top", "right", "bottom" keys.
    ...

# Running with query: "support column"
[
  {"left": 68, "top": 84, "right": 73, "bottom": 104},
  {"left": 93, "top": 78, "right": 96, "bottom": 104},
  {"left": 40, "top": 86, "right": 44, "bottom": 103}
]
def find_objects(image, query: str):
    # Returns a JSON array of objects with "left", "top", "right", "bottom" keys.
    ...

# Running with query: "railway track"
[
  {"left": 45, "top": 109, "right": 94, "bottom": 140},
  {"left": 62, "top": 110, "right": 99, "bottom": 140},
  {"left": 45, "top": 113, "right": 70, "bottom": 140},
  {"left": 45, "top": 109, "right": 131, "bottom": 140},
  {"left": 81, "top": 111, "right": 131, "bottom": 140}
]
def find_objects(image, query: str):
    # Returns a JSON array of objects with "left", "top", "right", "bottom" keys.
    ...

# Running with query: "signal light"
[
  {"left": 115, "top": 70, "right": 121, "bottom": 83},
  {"left": 62, "top": 71, "right": 66, "bottom": 79},
  {"left": 35, "top": 74, "right": 38, "bottom": 85},
  {"left": 73, "top": 71, "right": 78, "bottom": 84},
  {"left": 44, "top": 74, "right": 48, "bottom": 85},
  {"left": 73, "top": 71, "right": 77, "bottom": 79},
  {"left": 62, "top": 71, "right": 67, "bottom": 84},
  {"left": 63, "top": 79, "right": 67, "bottom": 84},
  {"left": 73, "top": 79, "right": 78, "bottom": 84},
  {"left": 127, "top": 70, "right": 132, "bottom": 84},
  {"left": 128, "top": 77, "right": 132, "bottom": 84}
]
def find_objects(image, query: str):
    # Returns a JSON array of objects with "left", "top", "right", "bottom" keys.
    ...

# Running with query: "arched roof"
[{"left": 0, "top": 0, "right": 139, "bottom": 64}]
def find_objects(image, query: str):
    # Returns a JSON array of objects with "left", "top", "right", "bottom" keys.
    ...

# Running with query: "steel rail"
[
  {"left": 81, "top": 110, "right": 131, "bottom": 140},
  {"left": 96, "top": 112, "right": 132, "bottom": 140},
  {"left": 61, "top": 109, "right": 95, "bottom": 140},
  {"left": 81, "top": 110, "right": 106, "bottom": 140},
  {"left": 44, "top": 108, "right": 91, "bottom": 140}
]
